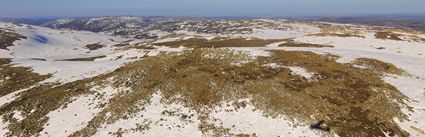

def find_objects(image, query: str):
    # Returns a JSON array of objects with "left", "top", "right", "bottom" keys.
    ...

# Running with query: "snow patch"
[
  {"left": 0, "top": 87, "right": 33, "bottom": 107},
  {"left": 13, "top": 59, "right": 127, "bottom": 83},
  {"left": 295, "top": 33, "right": 425, "bottom": 59},
  {"left": 41, "top": 85, "right": 127, "bottom": 137},
  {"left": 287, "top": 66, "right": 315, "bottom": 79},
  {"left": 383, "top": 76, "right": 425, "bottom": 137},
  {"left": 263, "top": 63, "right": 283, "bottom": 69},
  {"left": 226, "top": 47, "right": 271, "bottom": 57},
  {"left": 209, "top": 99, "right": 324, "bottom": 136},
  {"left": 94, "top": 92, "right": 202, "bottom": 137}
]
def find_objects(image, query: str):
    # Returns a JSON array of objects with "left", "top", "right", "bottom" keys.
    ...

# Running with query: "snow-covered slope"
[{"left": 1, "top": 18, "right": 425, "bottom": 137}]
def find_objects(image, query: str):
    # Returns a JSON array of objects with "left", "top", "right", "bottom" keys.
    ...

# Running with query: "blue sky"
[{"left": 1, "top": 0, "right": 424, "bottom": 18}]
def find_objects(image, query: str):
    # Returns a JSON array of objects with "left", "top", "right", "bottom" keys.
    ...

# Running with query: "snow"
[
  {"left": 209, "top": 99, "right": 325, "bottom": 137},
  {"left": 258, "top": 47, "right": 425, "bottom": 136},
  {"left": 95, "top": 49, "right": 148, "bottom": 61},
  {"left": 265, "top": 41, "right": 285, "bottom": 48},
  {"left": 384, "top": 76, "right": 425, "bottom": 137},
  {"left": 0, "top": 87, "right": 35, "bottom": 136},
  {"left": 94, "top": 92, "right": 202, "bottom": 137},
  {"left": 226, "top": 47, "right": 271, "bottom": 57},
  {"left": 13, "top": 59, "right": 128, "bottom": 83},
  {"left": 12, "top": 111, "right": 23, "bottom": 121},
  {"left": 155, "top": 37, "right": 183, "bottom": 43},
  {"left": 0, "top": 22, "right": 136, "bottom": 83},
  {"left": 0, "top": 50, "right": 11, "bottom": 58},
  {"left": 221, "top": 43, "right": 425, "bottom": 137},
  {"left": 0, "top": 87, "right": 33, "bottom": 107},
  {"left": 287, "top": 66, "right": 315, "bottom": 79},
  {"left": 155, "top": 46, "right": 186, "bottom": 52},
  {"left": 54, "top": 18, "right": 75, "bottom": 25},
  {"left": 2, "top": 19, "right": 425, "bottom": 136},
  {"left": 41, "top": 95, "right": 100, "bottom": 137},
  {"left": 295, "top": 33, "right": 425, "bottom": 59},
  {"left": 280, "top": 48, "right": 425, "bottom": 79},
  {"left": 7, "top": 26, "right": 124, "bottom": 59},
  {"left": 0, "top": 116, "right": 10, "bottom": 136},
  {"left": 234, "top": 23, "right": 320, "bottom": 39},
  {"left": 263, "top": 63, "right": 283, "bottom": 69},
  {"left": 41, "top": 85, "right": 127, "bottom": 137}
]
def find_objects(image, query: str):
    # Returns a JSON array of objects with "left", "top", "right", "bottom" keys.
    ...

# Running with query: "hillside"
[{"left": 1, "top": 18, "right": 425, "bottom": 137}]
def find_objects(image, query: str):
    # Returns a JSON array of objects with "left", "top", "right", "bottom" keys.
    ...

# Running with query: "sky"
[{"left": 0, "top": 0, "right": 425, "bottom": 18}]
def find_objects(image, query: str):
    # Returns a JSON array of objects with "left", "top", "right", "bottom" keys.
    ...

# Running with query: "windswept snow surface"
[
  {"left": 1, "top": 23, "right": 125, "bottom": 59},
  {"left": 229, "top": 46, "right": 425, "bottom": 136},
  {"left": 236, "top": 23, "right": 320, "bottom": 39},
  {"left": 209, "top": 99, "right": 326, "bottom": 137},
  {"left": 294, "top": 33, "right": 425, "bottom": 59},
  {"left": 0, "top": 22, "right": 135, "bottom": 83},
  {"left": 41, "top": 86, "right": 128, "bottom": 137},
  {"left": 94, "top": 92, "right": 203, "bottom": 137},
  {"left": 12, "top": 59, "right": 128, "bottom": 83}
]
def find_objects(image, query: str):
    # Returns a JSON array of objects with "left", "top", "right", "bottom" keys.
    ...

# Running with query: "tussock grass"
[
  {"left": 352, "top": 58, "right": 406, "bottom": 75},
  {"left": 0, "top": 29, "right": 26, "bottom": 50},
  {"left": 262, "top": 51, "right": 410, "bottom": 137},
  {"left": 279, "top": 40, "right": 333, "bottom": 48},
  {"left": 353, "top": 58, "right": 406, "bottom": 75},
  {"left": 0, "top": 73, "right": 112, "bottom": 136},
  {"left": 85, "top": 43, "right": 105, "bottom": 51},
  {"left": 1, "top": 48, "right": 412, "bottom": 137},
  {"left": 375, "top": 32, "right": 402, "bottom": 41},
  {"left": 73, "top": 49, "right": 410, "bottom": 137},
  {"left": 0, "top": 58, "right": 50, "bottom": 97},
  {"left": 372, "top": 28, "right": 425, "bottom": 42},
  {"left": 58, "top": 55, "right": 106, "bottom": 61},
  {"left": 315, "top": 23, "right": 364, "bottom": 38}
]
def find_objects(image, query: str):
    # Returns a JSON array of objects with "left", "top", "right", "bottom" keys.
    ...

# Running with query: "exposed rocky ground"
[{"left": 0, "top": 17, "right": 425, "bottom": 137}]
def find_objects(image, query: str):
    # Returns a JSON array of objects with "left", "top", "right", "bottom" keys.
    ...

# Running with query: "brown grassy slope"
[
  {"left": 0, "top": 46, "right": 411, "bottom": 136},
  {"left": 71, "top": 49, "right": 410, "bottom": 137},
  {"left": 0, "top": 29, "right": 27, "bottom": 50},
  {"left": 279, "top": 40, "right": 334, "bottom": 48},
  {"left": 58, "top": 55, "right": 106, "bottom": 61},
  {"left": 352, "top": 58, "right": 406, "bottom": 75},
  {"left": 313, "top": 23, "right": 365, "bottom": 38},
  {"left": 85, "top": 43, "right": 105, "bottom": 51},
  {"left": 375, "top": 32, "right": 402, "bottom": 40},
  {"left": 0, "top": 58, "right": 50, "bottom": 97}
]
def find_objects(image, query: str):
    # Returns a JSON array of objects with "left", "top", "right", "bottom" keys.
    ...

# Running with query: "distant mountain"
[
  {"left": 41, "top": 16, "right": 197, "bottom": 39},
  {"left": 8, "top": 16, "right": 269, "bottom": 39},
  {"left": 317, "top": 17, "right": 425, "bottom": 31},
  {"left": 0, "top": 17, "right": 60, "bottom": 25}
]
